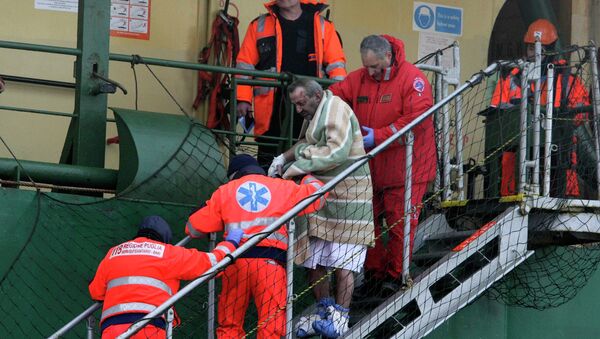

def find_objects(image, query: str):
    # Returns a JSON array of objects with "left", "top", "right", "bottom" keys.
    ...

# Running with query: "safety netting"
[{"left": 2, "top": 43, "right": 600, "bottom": 339}]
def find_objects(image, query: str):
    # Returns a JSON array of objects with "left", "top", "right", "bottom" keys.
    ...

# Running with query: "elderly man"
[{"left": 270, "top": 78, "right": 373, "bottom": 338}]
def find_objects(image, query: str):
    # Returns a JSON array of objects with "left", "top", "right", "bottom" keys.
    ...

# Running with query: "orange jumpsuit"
[
  {"left": 187, "top": 174, "right": 327, "bottom": 339},
  {"left": 89, "top": 237, "right": 236, "bottom": 339}
]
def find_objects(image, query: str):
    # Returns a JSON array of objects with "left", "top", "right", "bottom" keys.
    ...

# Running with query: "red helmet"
[{"left": 524, "top": 19, "right": 558, "bottom": 45}]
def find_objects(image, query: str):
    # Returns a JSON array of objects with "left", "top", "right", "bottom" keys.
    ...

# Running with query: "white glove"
[{"left": 268, "top": 154, "right": 286, "bottom": 177}]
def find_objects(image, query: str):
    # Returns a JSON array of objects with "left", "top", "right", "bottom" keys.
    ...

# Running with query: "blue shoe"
[
  {"left": 295, "top": 297, "right": 336, "bottom": 337},
  {"left": 312, "top": 305, "right": 349, "bottom": 338}
]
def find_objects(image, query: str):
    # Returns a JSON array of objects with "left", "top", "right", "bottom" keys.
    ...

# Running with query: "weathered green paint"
[
  {"left": 60, "top": 0, "right": 111, "bottom": 168},
  {"left": 0, "top": 158, "right": 117, "bottom": 189},
  {"left": 112, "top": 108, "right": 227, "bottom": 204},
  {"left": 0, "top": 188, "right": 38, "bottom": 282}
]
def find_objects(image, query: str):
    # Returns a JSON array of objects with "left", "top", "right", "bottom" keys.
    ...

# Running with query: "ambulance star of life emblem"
[{"left": 236, "top": 181, "right": 272, "bottom": 212}]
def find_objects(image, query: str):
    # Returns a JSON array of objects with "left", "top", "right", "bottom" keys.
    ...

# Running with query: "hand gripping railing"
[
  {"left": 115, "top": 63, "right": 499, "bottom": 338},
  {"left": 48, "top": 236, "right": 192, "bottom": 338}
]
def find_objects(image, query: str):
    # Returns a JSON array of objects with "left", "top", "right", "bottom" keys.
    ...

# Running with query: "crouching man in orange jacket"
[
  {"left": 89, "top": 215, "right": 243, "bottom": 339},
  {"left": 186, "top": 154, "right": 328, "bottom": 339}
]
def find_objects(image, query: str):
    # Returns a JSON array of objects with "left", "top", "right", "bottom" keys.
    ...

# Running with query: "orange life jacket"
[
  {"left": 490, "top": 64, "right": 590, "bottom": 109},
  {"left": 235, "top": 0, "right": 346, "bottom": 135}
]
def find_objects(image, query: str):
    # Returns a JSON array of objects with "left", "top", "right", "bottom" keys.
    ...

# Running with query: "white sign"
[
  {"left": 413, "top": 2, "right": 463, "bottom": 36},
  {"left": 35, "top": 0, "right": 78, "bottom": 13},
  {"left": 418, "top": 32, "right": 455, "bottom": 69},
  {"left": 110, "top": 241, "right": 165, "bottom": 258}
]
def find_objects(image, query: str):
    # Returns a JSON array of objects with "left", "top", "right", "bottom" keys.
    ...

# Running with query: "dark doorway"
[{"left": 487, "top": 0, "right": 571, "bottom": 64}]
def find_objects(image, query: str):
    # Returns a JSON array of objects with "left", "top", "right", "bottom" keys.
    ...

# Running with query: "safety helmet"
[
  {"left": 524, "top": 19, "right": 558, "bottom": 45},
  {"left": 137, "top": 215, "right": 173, "bottom": 244},
  {"left": 227, "top": 154, "right": 265, "bottom": 179}
]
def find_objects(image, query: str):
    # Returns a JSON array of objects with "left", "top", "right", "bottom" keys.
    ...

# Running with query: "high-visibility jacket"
[
  {"left": 490, "top": 63, "right": 590, "bottom": 109},
  {"left": 89, "top": 237, "right": 236, "bottom": 326},
  {"left": 329, "top": 35, "right": 436, "bottom": 189},
  {"left": 236, "top": 0, "right": 346, "bottom": 135},
  {"left": 186, "top": 174, "right": 327, "bottom": 252}
]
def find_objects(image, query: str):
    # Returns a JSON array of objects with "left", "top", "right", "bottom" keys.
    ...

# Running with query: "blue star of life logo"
[{"left": 236, "top": 181, "right": 272, "bottom": 213}]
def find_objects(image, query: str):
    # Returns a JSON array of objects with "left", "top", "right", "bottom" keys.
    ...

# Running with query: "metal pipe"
[
  {"left": 207, "top": 233, "right": 216, "bottom": 339},
  {"left": 49, "top": 303, "right": 101, "bottom": 338},
  {"left": 115, "top": 64, "right": 495, "bottom": 339},
  {"left": 543, "top": 64, "right": 555, "bottom": 196},
  {"left": 0, "top": 40, "right": 81, "bottom": 56},
  {"left": 531, "top": 40, "right": 543, "bottom": 194},
  {"left": 286, "top": 219, "right": 296, "bottom": 339},
  {"left": 0, "top": 105, "right": 76, "bottom": 118},
  {"left": 228, "top": 77, "right": 238, "bottom": 154},
  {"left": 433, "top": 54, "right": 443, "bottom": 200},
  {"left": 0, "top": 158, "right": 118, "bottom": 189},
  {"left": 519, "top": 62, "right": 530, "bottom": 193},
  {"left": 589, "top": 45, "right": 600, "bottom": 200},
  {"left": 417, "top": 64, "right": 444, "bottom": 73},
  {"left": 455, "top": 94, "right": 465, "bottom": 200},
  {"left": 86, "top": 315, "right": 95, "bottom": 339},
  {"left": 0, "top": 74, "right": 75, "bottom": 89},
  {"left": 49, "top": 236, "right": 191, "bottom": 338},
  {"left": 166, "top": 308, "right": 174, "bottom": 338},
  {"left": 442, "top": 80, "right": 451, "bottom": 200},
  {"left": 402, "top": 131, "right": 414, "bottom": 284}
]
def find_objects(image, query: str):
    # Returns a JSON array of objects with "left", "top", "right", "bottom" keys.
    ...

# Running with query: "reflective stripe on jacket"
[
  {"left": 186, "top": 174, "right": 328, "bottom": 251},
  {"left": 236, "top": 0, "right": 346, "bottom": 135},
  {"left": 88, "top": 237, "right": 236, "bottom": 324}
]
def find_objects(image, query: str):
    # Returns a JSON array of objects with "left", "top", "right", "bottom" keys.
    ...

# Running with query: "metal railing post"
[
  {"left": 286, "top": 219, "right": 296, "bottom": 339},
  {"left": 434, "top": 53, "right": 443, "bottom": 200},
  {"left": 86, "top": 315, "right": 95, "bottom": 339},
  {"left": 442, "top": 80, "right": 452, "bottom": 200},
  {"left": 402, "top": 131, "right": 414, "bottom": 284},
  {"left": 589, "top": 45, "right": 600, "bottom": 200},
  {"left": 207, "top": 233, "right": 217, "bottom": 339},
  {"left": 543, "top": 64, "right": 555, "bottom": 196},
  {"left": 519, "top": 62, "right": 530, "bottom": 193},
  {"left": 531, "top": 39, "right": 543, "bottom": 194},
  {"left": 166, "top": 308, "right": 175, "bottom": 338}
]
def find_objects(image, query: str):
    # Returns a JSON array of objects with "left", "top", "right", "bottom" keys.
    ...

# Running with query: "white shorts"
[{"left": 301, "top": 238, "right": 366, "bottom": 273}]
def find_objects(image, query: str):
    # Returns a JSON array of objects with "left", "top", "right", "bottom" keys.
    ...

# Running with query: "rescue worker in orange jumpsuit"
[
  {"left": 89, "top": 215, "right": 243, "bottom": 339},
  {"left": 490, "top": 19, "right": 592, "bottom": 197},
  {"left": 235, "top": 0, "right": 347, "bottom": 166},
  {"left": 186, "top": 154, "right": 328, "bottom": 339}
]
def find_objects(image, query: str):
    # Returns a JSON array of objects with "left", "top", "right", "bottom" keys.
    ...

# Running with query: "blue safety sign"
[{"left": 413, "top": 2, "right": 462, "bottom": 36}]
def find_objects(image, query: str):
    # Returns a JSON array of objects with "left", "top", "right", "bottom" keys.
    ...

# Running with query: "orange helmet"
[{"left": 524, "top": 19, "right": 558, "bottom": 45}]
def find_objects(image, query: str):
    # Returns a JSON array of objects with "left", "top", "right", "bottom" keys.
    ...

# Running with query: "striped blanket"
[{"left": 283, "top": 90, "right": 374, "bottom": 263}]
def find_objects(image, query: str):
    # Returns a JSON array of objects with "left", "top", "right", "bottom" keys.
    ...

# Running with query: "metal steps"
[{"left": 343, "top": 205, "right": 533, "bottom": 339}]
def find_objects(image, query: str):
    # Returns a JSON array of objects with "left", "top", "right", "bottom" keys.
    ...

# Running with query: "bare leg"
[
  {"left": 309, "top": 266, "right": 330, "bottom": 301},
  {"left": 335, "top": 269, "right": 354, "bottom": 308}
]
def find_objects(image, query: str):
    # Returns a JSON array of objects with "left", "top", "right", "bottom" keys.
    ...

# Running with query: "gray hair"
[
  {"left": 360, "top": 35, "right": 391, "bottom": 59},
  {"left": 288, "top": 78, "right": 323, "bottom": 98}
]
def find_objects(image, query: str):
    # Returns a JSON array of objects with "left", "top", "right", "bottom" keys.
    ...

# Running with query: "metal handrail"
[{"left": 116, "top": 64, "right": 495, "bottom": 338}]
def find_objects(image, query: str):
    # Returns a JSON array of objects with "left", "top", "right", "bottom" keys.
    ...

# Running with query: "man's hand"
[
  {"left": 237, "top": 101, "right": 253, "bottom": 118},
  {"left": 225, "top": 228, "right": 244, "bottom": 247},
  {"left": 362, "top": 126, "right": 375, "bottom": 149},
  {"left": 268, "top": 154, "right": 287, "bottom": 177}
]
